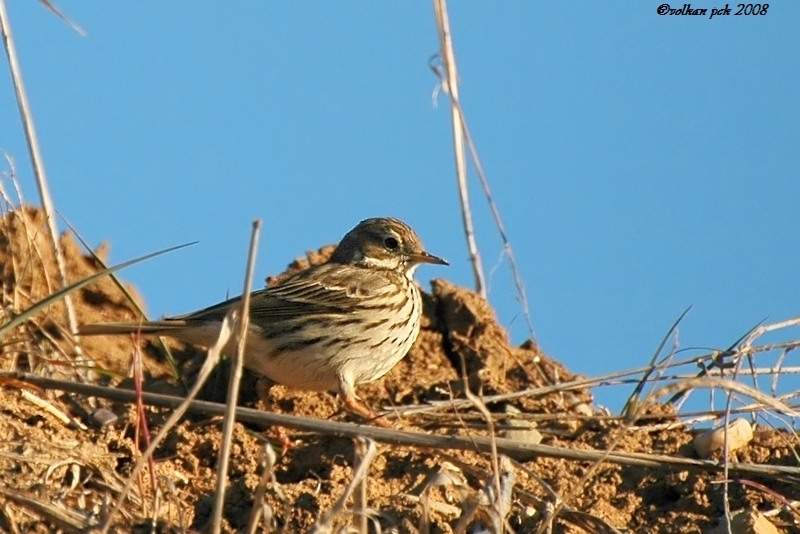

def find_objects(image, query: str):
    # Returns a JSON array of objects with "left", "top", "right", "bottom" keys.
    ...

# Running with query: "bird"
[{"left": 79, "top": 217, "right": 448, "bottom": 425}]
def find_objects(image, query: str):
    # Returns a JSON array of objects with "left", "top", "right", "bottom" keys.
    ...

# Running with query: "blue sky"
[{"left": 2, "top": 3, "right": 798, "bottom": 411}]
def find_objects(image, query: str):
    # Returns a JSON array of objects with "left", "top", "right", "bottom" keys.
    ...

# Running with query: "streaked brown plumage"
[{"left": 79, "top": 217, "right": 447, "bottom": 423}]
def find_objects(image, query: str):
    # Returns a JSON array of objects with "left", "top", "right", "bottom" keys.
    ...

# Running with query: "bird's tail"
[{"left": 78, "top": 321, "right": 190, "bottom": 337}]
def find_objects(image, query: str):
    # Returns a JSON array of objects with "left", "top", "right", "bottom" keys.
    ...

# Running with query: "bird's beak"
[{"left": 409, "top": 251, "right": 449, "bottom": 266}]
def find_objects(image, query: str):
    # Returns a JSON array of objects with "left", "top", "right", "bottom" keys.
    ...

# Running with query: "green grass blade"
[
  {"left": 622, "top": 305, "right": 692, "bottom": 419},
  {"left": 58, "top": 212, "right": 184, "bottom": 381},
  {"left": 0, "top": 242, "right": 197, "bottom": 339}
]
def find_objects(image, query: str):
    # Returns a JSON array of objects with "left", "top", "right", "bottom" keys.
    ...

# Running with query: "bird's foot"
[{"left": 343, "top": 395, "right": 392, "bottom": 428}]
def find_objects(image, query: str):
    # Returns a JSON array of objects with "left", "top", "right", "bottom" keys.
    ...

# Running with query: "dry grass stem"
[
  {"left": 0, "top": 0, "right": 83, "bottom": 368},
  {"left": 130, "top": 342, "right": 156, "bottom": 520},
  {"left": 19, "top": 388, "right": 85, "bottom": 429},
  {"left": 431, "top": 0, "right": 538, "bottom": 343},
  {"left": 1, "top": 0, "right": 793, "bottom": 527},
  {"left": 648, "top": 377, "right": 799, "bottom": 418},
  {"left": 211, "top": 219, "right": 261, "bottom": 533},
  {"left": 0, "top": 486, "right": 90, "bottom": 531},
  {"left": 310, "top": 437, "right": 378, "bottom": 534},
  {"left": 462, "top": 379, "right": 502, "bottom": 509},
  {"left": 457, "top": 85, "right": 537, "bottom": 343},
  {"left": 432, "top": 0, "right": 486, "bottom": 298},
  {"left": 740, "top": 317, "right": 800, "bottom": 349},
  {"left": 352, "top": 437, "right": 370, "bottom": 534},
  {"left": 245, "top": 443, "right": 278, "bottom": 534},
  {"left": 490, "top": 455, "right": 515, "bottom": 533},
  {"left": 37, "top": 0, "right": 86, "bottom": 36}
]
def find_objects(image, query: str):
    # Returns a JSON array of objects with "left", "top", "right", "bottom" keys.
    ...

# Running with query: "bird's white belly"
[
  {"left": 241, "top": 290, "right": 421, "bottom": 394},
  {"left": 245, "top": 325, "right": 419, "bottom": 392}
]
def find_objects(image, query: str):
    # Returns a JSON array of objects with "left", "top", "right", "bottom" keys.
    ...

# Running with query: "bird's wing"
[{"left": 174, "top": 264, "right": 395, "bottom": 325}]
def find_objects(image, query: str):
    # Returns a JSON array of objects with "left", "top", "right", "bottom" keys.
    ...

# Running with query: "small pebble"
[
  {"left": 502, "top": 405, "right": 542, "bottom": 460},
  {"left": 693, "top": 418, "right": 753, "bottom": 458},
  {"left": 91, "top": 407, "right": 119, "bottom": 428}
]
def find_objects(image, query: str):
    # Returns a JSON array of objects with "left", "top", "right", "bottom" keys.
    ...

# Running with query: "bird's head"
[{"left": 330, "top": 217, "right": 448, "bottom": 275}]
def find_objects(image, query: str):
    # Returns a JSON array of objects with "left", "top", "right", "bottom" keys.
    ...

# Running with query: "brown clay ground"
[{"left": 0, "top": 206, "right": 798, "bottom": 533}]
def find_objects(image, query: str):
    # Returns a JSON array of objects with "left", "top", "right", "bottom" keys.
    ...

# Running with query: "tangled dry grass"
[{"left": 0, "top": 205, "right": 799, "bottom": 533}]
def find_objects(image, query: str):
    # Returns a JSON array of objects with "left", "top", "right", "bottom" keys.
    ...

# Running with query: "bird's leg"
[
  {"left": 339, "top": 379, "right": 391, "bottom": 428},
  {"left": 256, "top": 376, "right": 294, "bottom": 454}
]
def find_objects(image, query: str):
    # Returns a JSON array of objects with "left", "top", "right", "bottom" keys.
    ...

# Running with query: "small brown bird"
[{"left": 79, "top": 217, "right": 447, "bottom": 423}]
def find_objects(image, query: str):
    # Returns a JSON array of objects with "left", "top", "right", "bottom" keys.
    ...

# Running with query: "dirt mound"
[{"left": 0, "top": 206, "right": 797, "bottom": 533}]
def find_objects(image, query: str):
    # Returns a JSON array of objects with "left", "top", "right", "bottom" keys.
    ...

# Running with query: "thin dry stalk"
[
  {"left": 16, "top": 207, "right": 56, "bottom": 300},
  {"left": 245, "top": 444, "right": 279, "bottom": 534},
  {"left": 771, "top": 346, "right": 797, "bottom": 395},
  {"left": 457, "top": 96, "right": 536, "bottom": 342},
  {"left": 393, "top": 400, "right": 800, "bottom": 430},
  {"left": 211, "top": 219, "right": 261, "bottom": 534},
  {"left": 352, "top": 437, "right": 370, "bottom": 534},
  {"left": 649, "top": 377, "right": 799, "bottom": 418},
  {"left": 432, "top": 0, "right": 486, "bottom": 298},
  {"left": 157, "top": 475, "right": 187, "bottom": 532},
  {"left": 488, "top": 455, "right": 515, "bottom": 533},
  {"left": 37, "top": 0, "right": 86, "bottom": 36},
  {"left": 310, "top": 437, "right": 378, "bottom": 534},
  {"left": 725, "top": 479, "right": 800, "bottom": 522},
  {"left": 7, "top": 208, "right": 59, "bottom": 354},
  {"left": 670, "top": 324, "right": 761, "bottom": 410},
  {"left": 0, "top": 153, "right": 26, "bottom": 208},
  {"left": 0, "top": 0, "right": 83, "bottom": 366},
  {"left": 19, "top": 389, "right": 83, "bottom": 429},
  {"left": 720, "top": 347, "right": 749, "bottom": 529},
  {"left": 740, "top": 317, "right": 800, "bottom": 349},
  {"left": 462, "top": 382, "right": 502, "bottom": 512},
  {"left": 0, "top": 486, "right": 90, "bottom": 531},
  {"left": 0, "top": 498, "right": 20, "bottom": 534},
  {"left": 431, "top": 0, "right": 538, "bottom": 341},
  {"left": 131, "top": 341, "right": 156, "bottom": 520},
  {"left": 0, "top": 159, "right": 25, "bottom": 343}
]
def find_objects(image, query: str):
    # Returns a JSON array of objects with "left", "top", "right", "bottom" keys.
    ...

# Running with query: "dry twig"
[
  {"left": 0, "top": 0, "right": 82, "bottom": 367},
  {"left": 211, "top": 219, "right": 261, "bottom": 533},
  {"left": 310, "top": 437, "right": 378, "bottom": 534},
  {"left": 432, "top": 0, "right": 486, "bottom": 298}
]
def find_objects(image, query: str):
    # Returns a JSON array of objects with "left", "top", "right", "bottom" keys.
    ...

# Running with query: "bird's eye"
[{"left": 384, "top": 236, "right": 399, "bottom": 250}]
